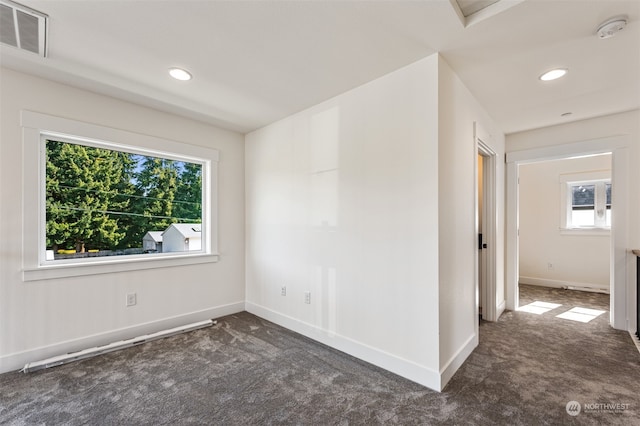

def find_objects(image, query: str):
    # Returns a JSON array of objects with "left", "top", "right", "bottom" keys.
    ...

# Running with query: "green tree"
[
  {"left": 46, "top": 140, "right": 129, "bottom": 252},
  {"left": 134, "top": 156, "right": 179, "bottom": 233},
  {"left": 110, "top": 152, "right": 140, "bottom": 249},
  {"left": 173, "top": 162, "right": 202, "bottom": 223}
]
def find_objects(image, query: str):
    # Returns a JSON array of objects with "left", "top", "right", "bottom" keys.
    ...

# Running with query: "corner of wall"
[{"left": 435, "top": 52, "right": 506, "bottom": 380}]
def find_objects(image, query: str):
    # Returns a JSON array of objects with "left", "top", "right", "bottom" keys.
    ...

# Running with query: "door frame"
[
  {"left": 505, "top": 135, "right": 631, "bottom": 331},
  {"left": 475, "top": 123, "right": 498, "bottom": 322}
]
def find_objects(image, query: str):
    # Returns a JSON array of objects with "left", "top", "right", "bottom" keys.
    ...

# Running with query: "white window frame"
[
  {"left": 21, "top": 111, "right": 219, "bottom": 281},
  {"left": 559, "top": 170, "right": 610, "bottom": 235}
]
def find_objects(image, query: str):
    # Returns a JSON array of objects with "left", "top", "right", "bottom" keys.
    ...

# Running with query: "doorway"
[
  {"left": 518, "top": 155, "right": 612, "bottom": 289},
  {"left": 475, "top": 124, "right": 498, "bottom": 323},
  {"left": 505, "top": 136, "right": 631, "bottom": 331}
]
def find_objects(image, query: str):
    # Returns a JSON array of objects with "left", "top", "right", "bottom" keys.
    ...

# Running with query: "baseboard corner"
[
  {"left": 439, "top": 333, "right": 477, "bottom": 390},
  {"left": 497, "top": 300, "right": 506, "bottom": 318}
]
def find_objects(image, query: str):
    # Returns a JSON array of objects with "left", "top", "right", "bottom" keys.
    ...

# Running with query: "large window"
[
  {"left": 45, "top": 138, "right": 203, "bottom": 260},
  {"left": 21, "top": 111, "right": 218, "bottom": 281}
]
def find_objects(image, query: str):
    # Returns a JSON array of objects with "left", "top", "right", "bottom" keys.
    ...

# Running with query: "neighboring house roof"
[
  {"left": 143, "top": 231, "right": 164, "bottom": 243},
  {"left": 164, "top": 223, "right": 202, "bottom": 239}
]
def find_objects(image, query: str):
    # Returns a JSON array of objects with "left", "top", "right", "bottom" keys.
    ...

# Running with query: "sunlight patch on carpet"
[
  {"left": 556, "top": 307, "right": 606, "bottom": 323},
  {"left": 517, "top": 301, "right": 562, "bottom": 315}
]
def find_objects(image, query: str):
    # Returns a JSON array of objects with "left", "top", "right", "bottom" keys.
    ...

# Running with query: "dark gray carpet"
[{"left": 1, "top": 285, "right": 638, "bottom": 425}]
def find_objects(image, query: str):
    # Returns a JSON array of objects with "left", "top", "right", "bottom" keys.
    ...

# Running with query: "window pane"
[
  {"left": 571, "top": 209, "right": 595, "bottom": 227},
  {"left": 46, "top": 139, "right": 202, "bottom": 260},
  {"left": 571, "top": 184, "right": 595, "bottom": 209},
  {"left": 605, "top": 183, "right": 611, "bottom": 208}
]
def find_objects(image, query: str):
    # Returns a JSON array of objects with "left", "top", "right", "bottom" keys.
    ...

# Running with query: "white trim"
[
  {"left": 0, "top": 301, "right": 244, "bottom": 374},
  {"left": 559, "top": 170, "right": 610, "bottom": 184},
  {"left": 497, "top": 300, "right": 506, "bottom": 318},
  {"left": 559, "top": 228, "right": 610, "bottom": 237},
  {"left": 475, "top": 122, "right": 498, "bottom": 322},
  {"left": 21, "top": 111, "right": 220, "bottom": 162},
  {"left": 245, "top": 302, "right": 442, "bottom": 392},
  {"left": 505, "top": 161, "right": 519, "bottom": 311},
  {"left": 23, "top": 253, "right": 219, "bottom": 281},
  {"left": 506, "top": 136, "right": 626, "bottom": 164},
  {"left": 519, "top": 276, "right": 609, "bottom": 292},
  {"left": 439, "top": 332, "right": 477, "bottom": 389},
  {"left": 506, "top": 135, "right": 630, "bottom": 330},
  {"left": 20, "top": 110, "right": 219, "bottom": 281},
  {"left": 559, "top": 170, "right": 611, "bottom": 231},
  {"left": 629, "top": 331, "right": 640, "bottom": 355}
]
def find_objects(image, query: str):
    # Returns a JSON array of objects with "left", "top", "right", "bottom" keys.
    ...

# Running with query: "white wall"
[
  {"left": 246, "top": 55, "right": 443, "bottom": 390},
  {"left": 437, "top": 58, "right": 505, "bottom": 381},
  {"left": 245, "top": 54, "right": 506, "bottom": 391},
  {"left": 519, "top": 155, "right": 611, "bottom": 290},
  {"left": 0, "top": 68, "right": 246, "bottom": 373}
]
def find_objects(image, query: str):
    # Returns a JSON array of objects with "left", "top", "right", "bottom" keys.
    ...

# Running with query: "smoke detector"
[
  {"left": 596, "top": 16, "right": 627, "bottom": 39},
  {"left": 0, "top": 0, "right": 48, "bottom": 56}
]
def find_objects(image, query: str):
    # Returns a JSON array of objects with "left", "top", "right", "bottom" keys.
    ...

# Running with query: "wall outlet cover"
[{"left": 126, "top": 293, "right": 137, "bottom": 306}]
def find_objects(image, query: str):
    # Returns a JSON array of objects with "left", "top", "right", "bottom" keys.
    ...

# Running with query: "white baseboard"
[
  {"left": 519, "top": 276, "right": 609, "bottom": 293},
  {"left": 0, "top": 301, "right": 245, "bottom": 374},
  {"left": 439, "top": 333, "right": 478, "bottom": 389},
  {"left": 629, "top": 331, "right": 640, "bottom": 354},
  {"left": 497, "top": 300, "right": 506, "bottom": 318},
  {"left": 245, "top": 301, "right": 443, "bottom": 392},
  {"left": 629, "top": 330, "right": 640, "bottom": 354}
]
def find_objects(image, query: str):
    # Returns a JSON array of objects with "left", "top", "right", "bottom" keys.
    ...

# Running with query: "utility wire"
[{"left": 53, "top": 205, "right": 200, "bottom": 222}]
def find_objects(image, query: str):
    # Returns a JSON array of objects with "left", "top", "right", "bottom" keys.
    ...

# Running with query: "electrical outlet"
[
  {"left": 304, "top": 291, "right": 311, "bottom": 304},
  {"left": 281, "top": 286, "right": 286, "bottom": 296},
  {"left": 547, "top": 262, "right": 554, "bottom": 270},
  {"left": 126, "top": 293, "right": 137, "bottom": 307}
]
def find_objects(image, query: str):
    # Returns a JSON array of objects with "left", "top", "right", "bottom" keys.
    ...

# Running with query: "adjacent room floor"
[{"left": 1, "top": 285, "right": 638, "bottom": 425}]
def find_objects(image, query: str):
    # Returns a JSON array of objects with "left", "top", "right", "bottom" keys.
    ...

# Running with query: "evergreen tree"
[
  {"left": 46, "top": 140, "right": 128, "bottom": 252},
  {"left": 173, "top": 162, "right": 202, "bottom": 223},
  {"left": 134, "top": 156, "right": 179, "bottom": 233},
  {"left": 111, "top": 152, "right": 140, "bottom": 249}
]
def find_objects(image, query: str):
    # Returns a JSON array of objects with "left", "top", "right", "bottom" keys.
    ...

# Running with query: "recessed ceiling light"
[
  {"left": 539, "top": 68, "right": 567, "bottom": 81},
  {"left": 169, "top": 67, "right": 192, "bottom": 81}
]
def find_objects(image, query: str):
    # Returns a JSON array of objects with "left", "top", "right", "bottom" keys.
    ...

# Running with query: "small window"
[
  {"left": 568, "top": 181, "right": 611, "bottom": 228},
  {"left": 45, "top": 138, "right": 203, "bottom": 260},
  {"left": 560, "top": 171, "right": 611, "bottom": 232}
]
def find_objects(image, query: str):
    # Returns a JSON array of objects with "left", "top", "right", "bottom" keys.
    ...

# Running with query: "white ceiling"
[{"left": 1, "top": 0, "right": 638, "bottom": 135}]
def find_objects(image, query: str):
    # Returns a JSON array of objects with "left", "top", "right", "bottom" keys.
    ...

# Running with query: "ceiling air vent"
[{"left": 0, "top": 0, "right": 47, "bottom": 57}]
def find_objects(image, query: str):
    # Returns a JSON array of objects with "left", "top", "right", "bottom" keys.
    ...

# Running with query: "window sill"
[
  {"left": 560, "top": 228, "right": 611, "bottom": 236},
  {"left": 23, "top": 253, "right": 219, "bottom": 282}
]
